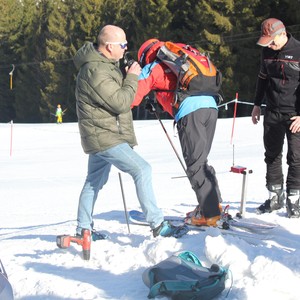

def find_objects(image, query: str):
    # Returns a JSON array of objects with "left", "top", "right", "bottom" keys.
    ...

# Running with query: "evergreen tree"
[
  {"left": 2, "top": 0, "right": 45, "bottom": 122},
  {"left": 66, "top": 0, "right": 104, "bottom": 121},
  {"left": 224, "top": 0, "right": 262, "bottom": 117},
  {"left": 0, "top": 0, "right": 23, "bottom": 122},
  {"left": 40, "top": 0, "right": 75, "bottom": 122},
  {"left": 69, "top": 0, "right": 104, "bottom": 48},
  {"left": 1, "top": 0, "right": 300, "bottom": 122},
  {"left": 132, "top": 0, "right": 172, "bottom": 54},
  {"left": 167, "top": 0, "right": 234, "bottom": 103}
]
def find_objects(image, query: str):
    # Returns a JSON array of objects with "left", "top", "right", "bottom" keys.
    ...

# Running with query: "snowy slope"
[{"left": 0, "top": 117, "right": 300, "bottom": 300}]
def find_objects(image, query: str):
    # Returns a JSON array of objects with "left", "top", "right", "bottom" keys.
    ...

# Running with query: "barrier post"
[{"left": 10, "top": 120, "right": 13, "bottom": 157}]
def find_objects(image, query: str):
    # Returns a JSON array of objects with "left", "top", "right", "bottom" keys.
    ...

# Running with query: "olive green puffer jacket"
[{"left": 73, "top": 42, "right": 138, "bottom": 154}]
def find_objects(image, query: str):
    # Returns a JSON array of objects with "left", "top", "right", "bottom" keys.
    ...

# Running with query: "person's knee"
[
  {"left": 133, "top": 160, "right": 152, "bottom": 178},
  {"left": 140, "top": 160, "right": 152, "bottom": 175}
]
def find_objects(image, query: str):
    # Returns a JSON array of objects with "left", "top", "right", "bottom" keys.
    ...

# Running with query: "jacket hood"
[{"left": 73, "top": 42, "right": 118, "bottom": 70}]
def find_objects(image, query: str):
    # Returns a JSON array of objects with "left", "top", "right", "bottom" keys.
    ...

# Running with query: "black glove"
[
  {"left": 145, "top": 101, "right": 157, "bottom": 114},
  {"left": 145, "top": 91, "right": 164, "bottom": 114}
]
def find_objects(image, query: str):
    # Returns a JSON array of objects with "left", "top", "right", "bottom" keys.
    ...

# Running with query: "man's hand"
[
  {"left": 290, "top": 116, "right": 300, "bottom": 133},
  {"left": 251, "top": 105, "right": 261, "bottom": 124},
  {"left": 145, "top": 102, "right": 156, "bottom": 113},
  {"left": 126, "top": 61, "right": 141, "bottom": 76}
]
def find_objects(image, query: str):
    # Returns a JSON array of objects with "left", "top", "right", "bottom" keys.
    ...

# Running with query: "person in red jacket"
[
  {"left": 133, "top": 39, "right": 176, "bottom": 117},
  {"left": 132, "top": 39, "right": 223, "bottom": 226}
]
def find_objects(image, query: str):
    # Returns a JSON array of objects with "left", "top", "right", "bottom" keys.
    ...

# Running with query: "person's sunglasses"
[{"left": 105, "top": 41, "right": 128, "bottom": 49}]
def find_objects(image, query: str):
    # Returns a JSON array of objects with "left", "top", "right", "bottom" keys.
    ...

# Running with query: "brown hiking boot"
[
  {"left": 186, "top": 204, "right": 223, "bottom": 220},
  {"left": 185, "top": 214, "right": 221, "bottom": 227}
]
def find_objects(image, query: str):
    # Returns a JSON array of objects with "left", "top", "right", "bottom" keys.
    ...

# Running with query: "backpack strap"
[
  {"left": 172, "top": 51, "right": 189, "bottom": 109},
  {"left": 148, "top": 279, "right": 200, "bottom": 298}
]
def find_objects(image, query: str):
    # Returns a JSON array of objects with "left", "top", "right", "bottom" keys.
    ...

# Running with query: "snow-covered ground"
[{"left": 1, "top": 116, "right": 300, "bottom": 300}]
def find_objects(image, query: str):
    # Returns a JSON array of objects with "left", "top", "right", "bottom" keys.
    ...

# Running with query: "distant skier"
[{"left": 55, "top": 104, "right": 63, "bottom": 124}]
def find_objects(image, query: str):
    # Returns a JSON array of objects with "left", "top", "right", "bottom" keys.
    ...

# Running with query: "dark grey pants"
[
  {"left": 264, "top": 110, "right": 300, "bottom": 190},
  {"left": 177, "top": 108, "right": 222, "bottom": 218}
]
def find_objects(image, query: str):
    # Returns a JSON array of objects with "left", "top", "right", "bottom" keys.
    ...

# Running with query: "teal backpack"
[
  {"left": 0, "top": 259, "right": 14, "bottom": 300},
  {"left": 142, "top": 251, "right": 229, "bottom": 300}
]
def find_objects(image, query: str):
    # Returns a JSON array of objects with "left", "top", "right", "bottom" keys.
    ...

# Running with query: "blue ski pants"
[{"left": 76, "top": 143, "right": 164, "bottom": 234}]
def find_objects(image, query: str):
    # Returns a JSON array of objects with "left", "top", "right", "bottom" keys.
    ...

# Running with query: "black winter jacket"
[{"left": 254, "top": 33, "right": 300, "bottom": 113}]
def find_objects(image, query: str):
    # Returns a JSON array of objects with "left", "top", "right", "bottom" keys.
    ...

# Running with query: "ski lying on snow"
[
  {"left": 129, "top": 210, "right": 276, "bottom": 232},
  {"left": 129, "top": 210, "right": 273, "bottom": 241},
  {"left": 227, "top": 218, "right": 276, "bottom": 233},
  {"left": 180, "top": 219, "right": 272, "bottom": 241},
  {"left": 221, "top": 205, "right": 277, "bottom": 233}
]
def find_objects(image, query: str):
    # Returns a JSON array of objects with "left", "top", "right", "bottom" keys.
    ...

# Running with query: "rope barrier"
[{"left": 218, "top": 99, "right": 266, "bottom": 109}]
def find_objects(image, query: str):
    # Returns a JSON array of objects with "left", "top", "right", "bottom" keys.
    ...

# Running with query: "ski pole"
[
  {"left": 118, "top": 172, "right": 131, "bottom": 234},
  {"left": 151, "top": 106, "right": 187, "bottom": 175}
]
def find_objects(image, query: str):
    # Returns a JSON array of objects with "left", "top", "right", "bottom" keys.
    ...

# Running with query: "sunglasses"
[{"left": 105, "top": 41, "right": 128, "bottom": 49}]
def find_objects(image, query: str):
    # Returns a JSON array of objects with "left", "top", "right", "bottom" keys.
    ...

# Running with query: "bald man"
[{"left": 73, "top": 25, "right": 187, "bottom": 239}]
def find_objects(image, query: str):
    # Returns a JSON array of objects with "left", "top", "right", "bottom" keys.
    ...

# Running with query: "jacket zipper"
[
  {"left": 116, "top": 116, "right": 122, "bottom": 134},
  {"left": 281, "top": 63, "right": 286, "bottom": 85}
]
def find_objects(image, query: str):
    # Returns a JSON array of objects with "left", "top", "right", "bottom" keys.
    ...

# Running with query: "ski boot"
[
  {"left": 256, "top": 184, "right": 285, "bottom": 214},
  {"left": 185, "top": 204, "right": 222, "bottom": 227},
  {"left": 286, "top": 189, "right": 300, "bottom": 218},
  {"left": 152, "top": 221, "right": 189, "bottom": 238},
  {"left": 186, "top": 204, "right": 223, "bottom": 219}
]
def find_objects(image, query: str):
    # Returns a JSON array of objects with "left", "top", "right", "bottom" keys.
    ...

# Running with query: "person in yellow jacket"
[{"left": 55, "top": 104, "right": 63, "bottom": 124}]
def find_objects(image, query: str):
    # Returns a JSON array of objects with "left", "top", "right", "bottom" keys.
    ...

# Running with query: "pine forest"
[{"left": 0, "top": 0, "right": 300, "bottom": 123}]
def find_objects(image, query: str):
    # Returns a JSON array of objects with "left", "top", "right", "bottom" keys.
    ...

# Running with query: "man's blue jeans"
[{"left": 76, "top": 143, "right": 164, "bottom": 234}]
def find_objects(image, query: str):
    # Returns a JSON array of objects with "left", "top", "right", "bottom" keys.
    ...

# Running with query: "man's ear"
[{"left": 106, "top": 44, "right": 113, "bottom": 52}]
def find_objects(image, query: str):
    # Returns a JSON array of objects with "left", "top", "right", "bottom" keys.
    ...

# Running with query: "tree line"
[{"left": 0, "top": 0, "right": 299, "bottom": 123}]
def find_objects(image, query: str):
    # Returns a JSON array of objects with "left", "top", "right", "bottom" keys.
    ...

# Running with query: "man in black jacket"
[{"left": 252, "top": 18, "right": 300, "bottom": 218}]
